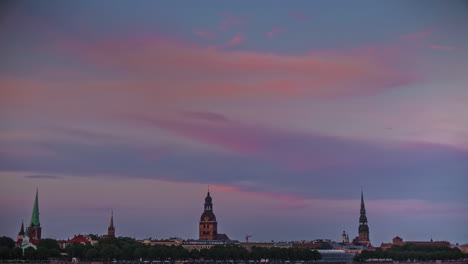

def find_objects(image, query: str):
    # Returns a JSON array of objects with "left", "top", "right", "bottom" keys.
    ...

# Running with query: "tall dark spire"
[
  {"left": 107, "top": 210, "right": 115, "bottom": 238},
  {"left": 19, "top": 221, "right": 25, "bottom": 236},
  {"left": 357, "top": 189, "right": 370, "bottom": 244},
  {"left": 110, "top": 210, "right": 114, "bottom": 229},
  {"left": 359, "top": 190, "right": 367, "bottom": 223}
]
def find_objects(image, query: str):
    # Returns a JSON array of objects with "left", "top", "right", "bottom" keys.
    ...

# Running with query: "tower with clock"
[{"left": 199, "top": 190, "right": 218, "bottom": 240}]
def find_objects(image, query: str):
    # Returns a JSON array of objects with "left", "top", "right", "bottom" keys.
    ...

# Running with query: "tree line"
[
  {"left": 0, "top": 236, "right": 321, "bottom": 261},
  {"left": 355, "top": 243, "right": 467, "bottom": 262}
]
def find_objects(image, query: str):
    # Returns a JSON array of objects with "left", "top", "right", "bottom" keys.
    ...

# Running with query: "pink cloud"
[
  {"left": 194, "top": 29, "right": 215, "bottom": 40},
  {"left": 224, "top": 32, "right": 245, "bottom": 47},
  {"left": 182, "top": 111, "right": 229, "bottom": 123},
  {"left": 0, "top": 32, "right": 422, "bottom": 121},
  {"left": 129, "top": 115, "right": 398, "bottom": 171},
  {"left": 0, "top": 144, "right": 57, "bottom": 158},
  {"left": 267, "top": 28, "right": 285, "bottom": 38},
  {"left": 211, "top": 184, "right": 305, "bottom": 203},
  {"left": 289, "top": 12, "right": 309, "bottom": 20},
  {"left": 51, "top": 36, "right": 419, "bottom": 99},
  {"left": 400, "top": 29, "right": 432, "bottom": 40},
  {"left": 429, "top": 45, "right": 462, "bottom": 51}
]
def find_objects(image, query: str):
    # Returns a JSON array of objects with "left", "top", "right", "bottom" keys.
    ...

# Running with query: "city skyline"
[
  {"left": 3, "top": 187, "right": 462, "bottom": 246},
  {"left": 1, "top": 0, "right": 467, "bottom": 245}
]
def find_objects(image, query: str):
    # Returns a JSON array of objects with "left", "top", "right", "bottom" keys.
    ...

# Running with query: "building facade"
[
  {"left": 341, "top": 230, "right": 349, "bottom": 243},
  {"left": 380, "top": 236, "right": 451, "bottom": 250},
  {"left": 182, "top": 239, "right": 239, "bottom": 251},
  {"left": 140, "top": 238, "right": 183, "bottom": 247}
]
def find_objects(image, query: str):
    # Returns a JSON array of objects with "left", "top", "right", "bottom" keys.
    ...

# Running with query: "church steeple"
[
  {"left": 17, "top": 221, "right": 25, "bottom": 244},
  {"left": 19, "top": 221, "right": 25, "bottom": 236},
  {"left": 107, "top": 210, "right": 115, "bottom": 238},
  {"left": 357, "top": 189, "right": 370, "bottom": 245},
  {"left": 30, "top": 189, "right": 40, "bottom": 228},
  {"left": 27, "top": 189, "right": 41, "bottom": 243},
  {"left": 110, "top": 211, "right": 114, "bottom": 229},
  {"left": 359, "top": 190, "right": 367, "bottom": 224}
]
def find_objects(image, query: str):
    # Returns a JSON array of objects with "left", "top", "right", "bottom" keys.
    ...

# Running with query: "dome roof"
[{"left": 200, "top": 210, "right": 216, "bottom": 221}]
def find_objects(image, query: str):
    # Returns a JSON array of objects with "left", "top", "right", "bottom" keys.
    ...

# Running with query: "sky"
[{"left": 0, "top": 0, "right": 468, "bottom": 245}]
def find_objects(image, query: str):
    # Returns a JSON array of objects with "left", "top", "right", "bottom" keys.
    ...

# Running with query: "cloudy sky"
[{"left": 0, "top": 0, "right": 467, "bottom": 245}]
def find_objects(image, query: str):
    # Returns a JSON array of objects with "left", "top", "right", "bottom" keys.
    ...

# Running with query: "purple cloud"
[{"left": 182, "top": 111, "right": 229, "bottom": 123}]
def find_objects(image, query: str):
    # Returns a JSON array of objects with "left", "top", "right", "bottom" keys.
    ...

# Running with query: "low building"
[
  {"left": 21, "top": 229, "right": 37, "bottom": 252},
  {"left": 292, "top": 242, "right": 322, "bottom": 249},
  {"left": 140, "top": 238, "right": 183, "bottom": 247},
  {"left": 182, "top": 239, "right": 239, "bottom": 251},
  {"left": 331, "top": 242, "right": 367, "bottom": 253},
  {"left": 380, "top": 236, "right": 451, "bottom": 250},
  {"left": 239, "top": 242, "right": 275, "bottom": 250},
  {"left": 60, "top": 235, "right": 92, "bottom": 248},
  {"left": 274, "top": 241, "right": 293, "bottom": 248},
  {"left": 457, "top": 244, "right": 468, "bottom": 253},
  {"left": 85, "top": 234, "right": 99, "bottom": 246}
]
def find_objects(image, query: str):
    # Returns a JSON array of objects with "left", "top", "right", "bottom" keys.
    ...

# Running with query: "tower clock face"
[{"left": 204, "top": 216, "right": 210, "bottom": 221}]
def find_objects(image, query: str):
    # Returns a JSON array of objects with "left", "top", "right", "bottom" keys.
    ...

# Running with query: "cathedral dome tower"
[{"left": 199, "top": 190, "right": 218, "bottom": 240}]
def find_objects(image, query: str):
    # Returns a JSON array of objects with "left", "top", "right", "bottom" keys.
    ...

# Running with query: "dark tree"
[
  {"left": 0, "top": 247, "right": 13, "bottom": 260},
  {"left": 38, "top": 238, "right": 60, "bottom": 250},
  {"left": 0, "top": 237, "right": 15, "bottom": 248},
  {"left": 24, "top": 247, "right": 37, "bottom": 260}
]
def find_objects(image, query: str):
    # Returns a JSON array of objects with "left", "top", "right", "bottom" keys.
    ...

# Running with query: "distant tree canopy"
[
  {"left": 38, "top": 238, "right": 60, "bottom": 250},
  {"left": 355, "top": 243, "right": 466, "bottom": 262},
  {"left": 0, "top": 237, "right": 15, "bottom": 248},
  {"left": 0, "top": 236, "right": 324, "bottom": 261}
]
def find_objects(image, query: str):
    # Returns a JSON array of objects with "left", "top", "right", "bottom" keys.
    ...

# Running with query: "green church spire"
[{"left": 29, "top": 189, "right": 40, "bottom": 228}]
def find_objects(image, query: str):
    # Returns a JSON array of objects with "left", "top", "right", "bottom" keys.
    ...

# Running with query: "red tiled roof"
[{"left": 69, "top": 235, "right": 90, "bottom": 243}]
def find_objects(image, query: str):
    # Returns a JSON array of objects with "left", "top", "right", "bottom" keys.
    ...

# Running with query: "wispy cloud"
[
  {"left": 400, "top": 29, "right": 432, "bottom": 40},
  {"left": 223, "top": 32, "right": 245, "bottom": 47},
  {"left": 25, "top": 175, "right": 63, "bottom": 180},
  {"left": 131, "top": 114, "right": 468, "bottom": 175},
  {"left": 193, "top": 29, "right": 215, "bottom": 40},
  {"left": 219, "top": 13, "right": 246, "bottom": 31},
  {"left": 42, "top": 34, "right": 420, "bottom": 103},
  {"left": 289, "top": 12, "right": 309, "bottom": 20},
  {"left": 429, "top": 45, "right": 462, "bottom": 51},
  {"left": 182, "top": 111, "right": 229, "bottom": 123},
  {"left": 267, "top": 28, "right": 285, "bottom": 38}
]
